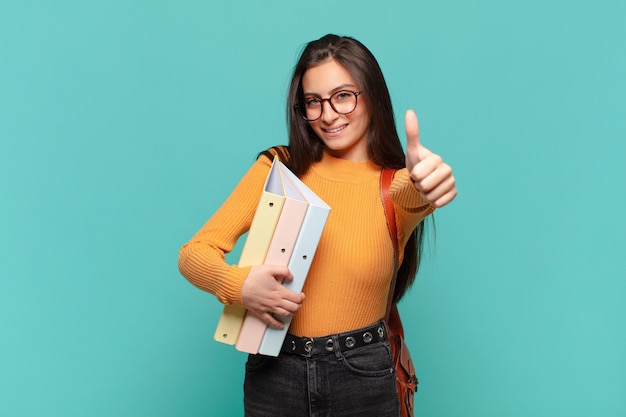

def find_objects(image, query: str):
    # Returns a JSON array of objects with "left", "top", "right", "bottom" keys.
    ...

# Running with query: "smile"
[{"left": 322, "top": 124, "right": 347, "bottom": 134}]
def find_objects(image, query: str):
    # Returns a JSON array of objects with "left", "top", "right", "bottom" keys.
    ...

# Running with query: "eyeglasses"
[{"left": 295, "top": 90, "right": 362, "bottom": 121}]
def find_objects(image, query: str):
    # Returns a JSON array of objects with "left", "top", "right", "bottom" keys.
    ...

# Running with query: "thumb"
[{"left": 405, "top": 109, "right": 421, "bottom": 163}]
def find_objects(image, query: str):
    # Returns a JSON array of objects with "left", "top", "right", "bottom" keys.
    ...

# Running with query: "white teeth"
[{"left": 325, "top": 125, "right": 347, "bottom": 133}]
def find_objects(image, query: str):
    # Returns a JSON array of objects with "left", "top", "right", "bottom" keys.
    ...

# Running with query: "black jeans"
[{"left": 244, "top": 328, "right": 400, "bottom": 417}]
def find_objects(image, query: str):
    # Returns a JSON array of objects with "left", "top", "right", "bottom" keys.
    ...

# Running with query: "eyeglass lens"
[{"left": 303, "top": 91, "right": 358, "bottom": 121}]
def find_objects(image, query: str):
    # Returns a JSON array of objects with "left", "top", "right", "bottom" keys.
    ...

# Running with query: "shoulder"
[{"left": 258, "top": 145, "right": 291, "bottom": 163}]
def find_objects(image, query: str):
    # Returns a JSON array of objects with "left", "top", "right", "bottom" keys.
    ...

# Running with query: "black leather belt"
[{"left": 281, "top": 321, "right": 387, "bottom": 357}]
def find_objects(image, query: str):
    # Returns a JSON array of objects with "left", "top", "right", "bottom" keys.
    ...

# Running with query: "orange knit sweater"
[{"left": 178, "top": 149, "right": 434, "bottom": 337}]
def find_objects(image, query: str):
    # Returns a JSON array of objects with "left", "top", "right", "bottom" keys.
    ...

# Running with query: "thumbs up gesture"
[{"left": 405, "top": 110, "right": 457, "bottom": 208}]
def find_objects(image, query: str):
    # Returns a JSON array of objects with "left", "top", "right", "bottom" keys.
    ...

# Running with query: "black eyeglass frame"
[{"left": 294, "top": 90, "right": 362, "bottom": 122}]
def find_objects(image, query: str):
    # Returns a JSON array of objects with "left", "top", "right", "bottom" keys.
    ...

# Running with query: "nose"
[{"left": 320, "top": 99, "right": 339, "bottom": 124}]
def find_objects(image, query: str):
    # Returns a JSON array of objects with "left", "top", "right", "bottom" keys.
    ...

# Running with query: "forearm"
[
  {"left": 178, "top": 154, "right": 273, "bottom": 304},
  {"left": 179, "top": 239, "right": 252, "bottom": 305},
  {"left": 390, "top": 168, "right": 436, "bottom": 247}
]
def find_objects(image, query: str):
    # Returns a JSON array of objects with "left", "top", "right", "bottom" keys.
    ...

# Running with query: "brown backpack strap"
[
  {"left": 380, "top": 168, "right": 398, "bottom": 322},
  {"left": 258, "top": 145, "right": 291, "bottom": 163}
]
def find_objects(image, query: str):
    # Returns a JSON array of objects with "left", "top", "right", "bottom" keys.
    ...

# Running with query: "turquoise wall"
[{"left": 2, "top": 1, "right": 624, "bottom": 416}]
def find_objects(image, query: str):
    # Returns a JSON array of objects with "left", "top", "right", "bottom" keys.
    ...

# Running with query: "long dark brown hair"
[{"left": 269, "top": 34, "right": 430, "bottom": 302}]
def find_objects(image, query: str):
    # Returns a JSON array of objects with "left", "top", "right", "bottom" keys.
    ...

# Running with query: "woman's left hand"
[{"left": 405, "top": 109, "right": 458, "bottom": 208}]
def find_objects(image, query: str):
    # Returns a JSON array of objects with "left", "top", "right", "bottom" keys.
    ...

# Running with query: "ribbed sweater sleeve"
[
  {"left": 390, "top": 168, "right": 436, "bottom": 260},
  {"left": 178, "top": 154, "right": 274, "bottom": 305}
]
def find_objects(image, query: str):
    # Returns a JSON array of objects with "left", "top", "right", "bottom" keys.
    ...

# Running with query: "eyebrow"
[{"left": 303, "top": 83, "right": 357, "bottom": 97}]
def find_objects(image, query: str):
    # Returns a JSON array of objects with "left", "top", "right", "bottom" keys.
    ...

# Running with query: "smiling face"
[{"left": 301, "top": 59, "right": 370, "bottom": 162}]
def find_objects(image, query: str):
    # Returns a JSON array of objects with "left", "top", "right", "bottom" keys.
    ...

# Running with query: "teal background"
[{"left": 1, "top": 0, "right": 625, "bottom": 416}]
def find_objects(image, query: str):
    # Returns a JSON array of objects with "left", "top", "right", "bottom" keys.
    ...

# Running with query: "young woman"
[{"left": 179, "top": 34, "right": 457, "bottom": 417}]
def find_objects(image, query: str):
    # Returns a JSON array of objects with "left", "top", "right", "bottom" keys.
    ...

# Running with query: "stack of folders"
[{"left": 213, "top": 156, "right": 331, "bottom": 357}]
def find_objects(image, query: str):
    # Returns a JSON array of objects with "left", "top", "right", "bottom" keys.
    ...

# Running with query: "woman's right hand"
[{"left": 241, "top": 264, "right": 305, "bottom": 329}]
